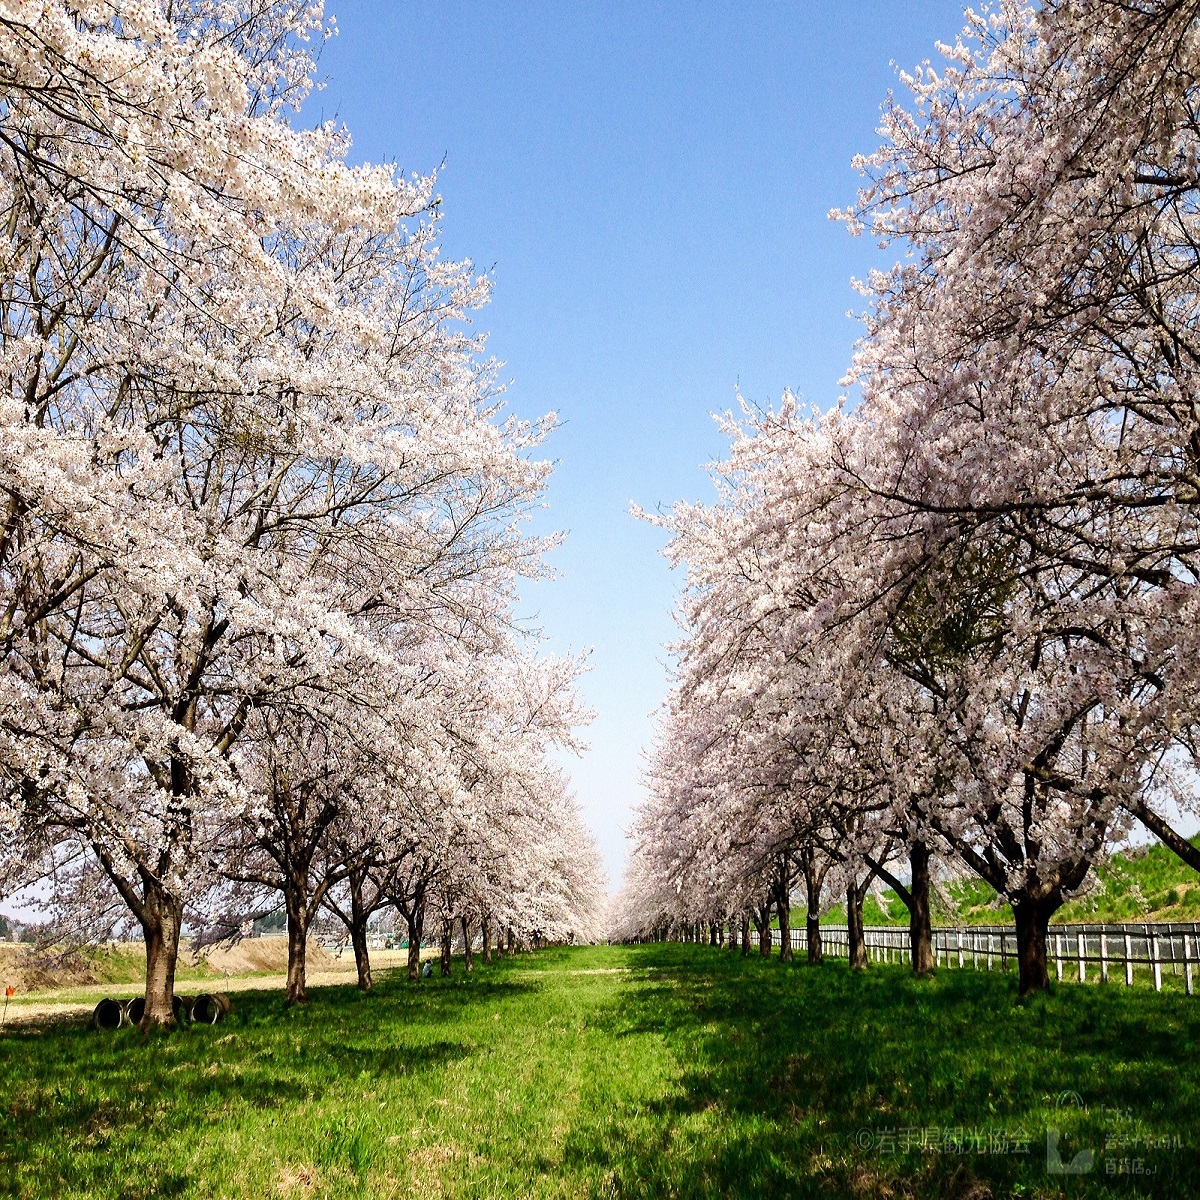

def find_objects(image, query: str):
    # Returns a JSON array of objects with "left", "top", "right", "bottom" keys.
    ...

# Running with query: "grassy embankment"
[
  {"left": 2, "top": 943, "right": 1197, "bottom": 1199},
  {"left": 818, "top": 836, "right": 1200, "bottom": 928},
  {"left": 0, "top": 937, "right": 407, "bottom": 1025}
]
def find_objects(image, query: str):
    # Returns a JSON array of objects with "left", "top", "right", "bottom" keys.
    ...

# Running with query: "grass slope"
[
  {"left": 819, "top": 836, "right": 1200, "bottom": 928},
  {"left": 0, "top": 935, "right": 340, "bottom": 995},
  {"left": 1, "top": 944, "right": 1196, "bottom": 1199}
]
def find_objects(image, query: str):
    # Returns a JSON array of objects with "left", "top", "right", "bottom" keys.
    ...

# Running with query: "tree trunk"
[
  {"left": 847, "top": 883, "right": 867, "bottom": 971},
  {"left": 1013, "top": 895, "right": 1052, "bottom": 996},
  {"left": 756, "top": 904, "right": 771, "bottom": 956},
  {"left": 139, "top": 886, "right": 184, "bottom": 1028},
  {"left": 506, "top": 927, "right": 515, "bottom": 955},
  {"left": 350, "top": 921, "right": 372, "bottom": 991},
  {"left": 481, "top": 916, "right": 492, "bottom": 963},
  {"left": 776, "top": 889, "right": 793, "bottom": 962},
  {"left": 909, "top": 840, "right": 935, "bottom": 977},
  {"left": 461, "top": 916, "right": 474, "bottom": 973},
  {"left": 439, "top": 920, "right": 452, "bottom": 976},
  {"left": 348, "top": 872, "right": 371, "bottom": 991},
  {"left": 805, "top": 908, "right": 822, "bottom": 964},
  {"left": 406, "top": 902, "right": 424, "bottom": 981},
  {"left": 286, "top": 904, "right": 309, "bottom": 1005},
  {"left": 802, "top": 854, "right": 823, "bottom": 964},
  {"left": 740, "top": 913, "right": 751, "bottom": 956},
  {"left": 709, "top": 922, "right": 718, "bottom": 947}
]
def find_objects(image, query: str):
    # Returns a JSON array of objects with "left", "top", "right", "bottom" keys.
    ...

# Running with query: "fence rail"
[{"left": 766, "top": 923, "right": 1200, "bottom": 994}]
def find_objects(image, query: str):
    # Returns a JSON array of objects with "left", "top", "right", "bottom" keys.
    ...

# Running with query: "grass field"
[{"left": 2, "top": 944, "right": 1197, "bottom": 1199}]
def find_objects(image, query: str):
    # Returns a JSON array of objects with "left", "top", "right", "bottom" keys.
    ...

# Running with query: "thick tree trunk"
[
  {"left": 286, "top": 904, "right": 309, "bottom": 1005},
  {"left": 800, "top": 849, "right": 832, "bottom": 965},
  {"left": 756, "top": 905, "right": 771, "bottom": 956},
  {"left": 847, "top": 883, "right": 867, "bottom": 971},
  {"left": 440, "top": 920, "right": 452, "bottom": 976},
  {"left": 481, "top": 916, "right": 492, "bottom": 963},
  {"left": 709, "top": 922, "right": 718, "bottom": 947},
  {"left": 806, "top": 909, "right": 823, "bottom": 964},
  {"left": 909, "top": 840, "right": 935, "bottom": 977},
  {"left": 350, "top": 922, "right": 371, "bottom": 991},
  {"left": 1013, "top": 895, "right": 1053, "bottom": 996},
  {"left": 776, "top": 890, "right": 793, "bottom": 962},
  {"left": 348, "top": 873, "right": 371, "bottom": 991},
  {"left": 461, "top": 916, "right": 474, "bottom": 973},
  {"left": 740, "top": 913, "right": 751, "bottom": 956},
  {"left": 406, "top": 903, "right": 424, "bottom": 981},
  {"left": 506, "top": 927, "right": 515, "bottom": 955},
  {"left": 140, "top": 887, "right": 184, "bottom": 1028},
  {"left": 802, "top": 854, "right": 823, "bottom": 964}
]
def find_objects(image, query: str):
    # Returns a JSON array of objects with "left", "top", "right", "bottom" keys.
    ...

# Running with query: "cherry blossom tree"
[
  {"left": 0, "top": 0, "right": 602, "bottom": 1024},
  {"left": 625, "top": 0, "right": 1200, "bottom": 997}
]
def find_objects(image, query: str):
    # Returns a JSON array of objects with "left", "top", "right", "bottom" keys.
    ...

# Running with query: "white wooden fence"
[{"left": 764, "top": 923, "right": 1199, "bottom": 994}]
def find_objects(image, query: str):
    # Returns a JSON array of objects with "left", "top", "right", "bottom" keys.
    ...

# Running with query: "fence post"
[
  {"left": 1185, "top": 934, "right": 1194, "bottom": 997},
  {"left": 1100, "top": 932, "right": 1108, "bottom": 984},
  {"left": 1055, "top": 934, "right": 1063, "bottom": 982},
  {"left": 1078, "top": 930, "right": 1086, "bottom": 984},
  {"left": 1152, "top": 933, "right": 1162, "bottom": 993},
  {"left": 987, "top": 933, "right": 994, "bottom": 972},
  {"left": 1125, "top": 932, "right": 1133, "bottom": 987},
  {"left": 957, "top": 929, "right": 964, "bottom": 969}
]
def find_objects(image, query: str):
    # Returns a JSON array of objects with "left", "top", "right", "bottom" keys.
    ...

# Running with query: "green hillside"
[{"left": 819, "top": 835, "right": 1200, "bottom": 928}]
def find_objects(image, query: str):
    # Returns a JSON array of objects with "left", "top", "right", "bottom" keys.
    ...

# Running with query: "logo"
[{"left": 1046, "top": 1131, "right": 1094, "bottom": 1175}]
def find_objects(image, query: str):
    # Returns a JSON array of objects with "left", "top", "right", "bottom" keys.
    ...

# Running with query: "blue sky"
[{"left": 312, "top": 1, "right": 969, "bottom": 888}]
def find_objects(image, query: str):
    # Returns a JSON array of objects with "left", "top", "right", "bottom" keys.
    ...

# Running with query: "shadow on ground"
[
  {"left": 0, "top": 969, "right": 536, "bottom": 1199},
  {"left": 2, "top": 946, "right": 1195, "bottom": 1199},
  {"left": 569, "top": 943, "right": 1199, "bottom": 1199}
]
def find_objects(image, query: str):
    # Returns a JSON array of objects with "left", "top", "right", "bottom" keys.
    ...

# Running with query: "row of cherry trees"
[
  {"left": 615, "top": 0, "right": 1200, "bottom": 995},
  {"left": 0, "top": 0, "right": 604, "bottom": 1024}
]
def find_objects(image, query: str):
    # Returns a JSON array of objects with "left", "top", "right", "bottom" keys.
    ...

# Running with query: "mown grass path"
[{"left": 1, "top": 944, "right": 1197, "bottom": 1198}]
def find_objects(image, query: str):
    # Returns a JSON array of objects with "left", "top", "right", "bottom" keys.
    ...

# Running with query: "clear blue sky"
[{"left": 312, "top": 1, "right": 968, "bottom": 889}]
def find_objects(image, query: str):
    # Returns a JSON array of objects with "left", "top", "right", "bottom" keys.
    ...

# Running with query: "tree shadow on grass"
[
  {"left": 0, "top": 980, "right": 488, "bottom": 1200},
  {"left": 574, "top": 943, "right": 1200, "bottom": 1199}
]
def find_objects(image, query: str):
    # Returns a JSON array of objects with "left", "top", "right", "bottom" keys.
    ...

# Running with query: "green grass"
[
  {"left": 76, "top": 946, "right": 220, "bottom": 987},
  {"left": 2, "top": 944, "right": 1198, "bottom": 1198},
  {"left": 1057, "top": 838, "right": 1200, "bottom": 923}
]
